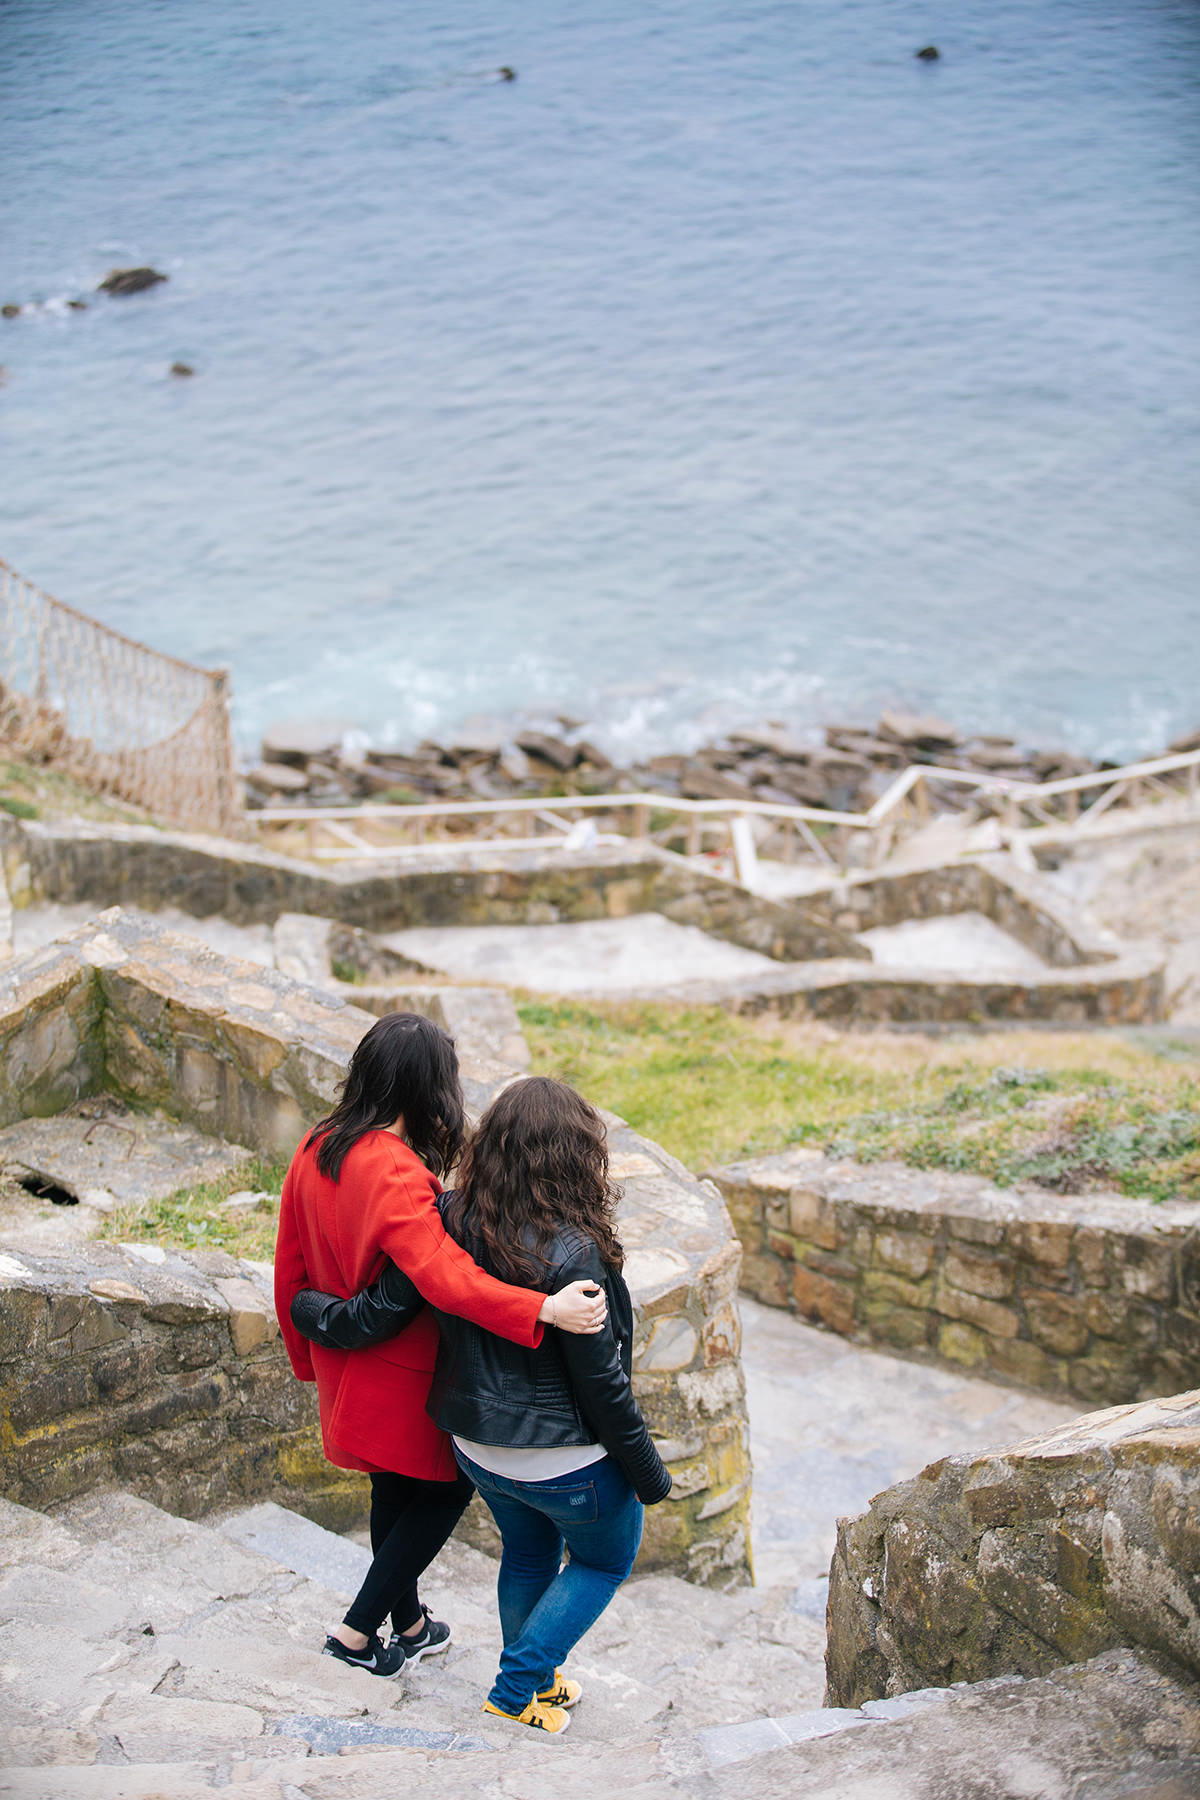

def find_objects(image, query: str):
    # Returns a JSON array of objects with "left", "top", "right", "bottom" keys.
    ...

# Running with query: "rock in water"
[
  {"left": 1, "top": 304, "right": 21, "bottom": 319},
  {"left": 97, "top": 267, "right": 168, "bottom": 297},
  {"left": 170, "top": 361, "right": 195, "bottom": 378},
  {"left": 915, "top": 45, "right": 940, "bottom": 61}
]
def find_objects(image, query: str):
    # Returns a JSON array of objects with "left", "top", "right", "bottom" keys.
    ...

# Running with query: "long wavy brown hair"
[{"left": 442, "top": 1076, "right": 623, "bottom": 1287}]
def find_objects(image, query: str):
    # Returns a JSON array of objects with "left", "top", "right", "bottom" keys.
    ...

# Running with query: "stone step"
[
  {"left": 694, "top": 1648, "right": 1200, "bottom": 1799},
  {"left": 7, "top": 1649, "right": 1195, "bottom": 1800},
  {"left": 5, "top": 1490, "right": 1195, "bottom": 1798},
  {"left": 211, "top": 1500, "right": 371, "bottom": 1597}
]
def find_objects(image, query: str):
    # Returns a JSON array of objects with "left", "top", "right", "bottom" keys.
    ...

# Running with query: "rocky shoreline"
[{"left": 245, "top": 709, "right": 1200, "bottom": 818}]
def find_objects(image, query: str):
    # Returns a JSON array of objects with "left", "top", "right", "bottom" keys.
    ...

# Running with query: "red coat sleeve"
[
  {"left": 367, "top": 1146, "right": 545, "bottom": 1348},
  {"left": 274, "top": 1161, "right": 316, "bottom": 1381}
]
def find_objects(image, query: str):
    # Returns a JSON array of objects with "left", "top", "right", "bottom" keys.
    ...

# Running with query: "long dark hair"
[
  {"left": 443, "top": 1076, "right": 623, "bottom": 1287},
  {"left": 307, "top": 1012, "right": 465, "bottom": 1182}
]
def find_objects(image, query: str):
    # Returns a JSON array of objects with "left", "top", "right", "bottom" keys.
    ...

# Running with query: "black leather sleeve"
[
  {"left": 554, "top": 1246, "right": 673, "bottom": 1507},
  {"left": 289, "top": 1258, "right": 424, "bottom": 1350}
]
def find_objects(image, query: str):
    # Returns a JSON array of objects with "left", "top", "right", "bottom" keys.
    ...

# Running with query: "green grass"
[
  {"left": 518, "top": 998, "right": 1200, "bottom": 1202},
  {"left": 0, "top": 755, "right": 158, "bottom": 825},
  {"left": 97, "top": 1156, "right": 290, "bottom": 1262}
]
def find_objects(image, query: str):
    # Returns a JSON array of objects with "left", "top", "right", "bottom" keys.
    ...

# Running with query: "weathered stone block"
[
  {"left": 639, "top": 1315, "right": 699, "bottom": 1373},
  {"left": 792, "top": 1265, "right": 856, "bottom": 1335},
  {"left": 934, "top": 1281, "right": 1019, "bottom": 1339},
  {"left": 1008, "top": 1220, "right": 1074, "bottom": 1276},
  {"left": 1112, "top": 1235, "right": 1176, "bottom": 1303},
  {"left": 861, "top": 1298, "right": 930, "bottom": 1350},
  {"left": 874, "top": 1229, "right": 937, "bottom": 1280},
  {"left": 212, "top": 1277, "right": 277, "bottom": 1357},
  {"left": 789, "top": 1186, "right": 839, "bottom": 1250},
  {"left": 987, "top": 1337, "right": 1063, "bottom": 1395},
  {"left": 826, "top": 1390, "right": 1200, "bottom": 1706},
  {"left": 943, "top": 1245, "right": 1015, "bottom": 1300},
  {"left": 1024, "top": 1288, "right": 1090, "bottom": 1357},
  {"left": 862, "top": 1268, "right": 930, "bottom": 1310},
  {"left": 937, "top": 1320, "right": 989, "bottom": 1368}
]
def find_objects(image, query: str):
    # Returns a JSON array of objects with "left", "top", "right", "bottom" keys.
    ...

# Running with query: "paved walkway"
[{"left": 740, "top": 1297, "right": 1076, "bottom": 1599}]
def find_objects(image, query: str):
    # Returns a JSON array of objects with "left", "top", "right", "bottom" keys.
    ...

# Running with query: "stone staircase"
[{"left": 1, "top": 1490, "right": 1197, "bottom": 1800}]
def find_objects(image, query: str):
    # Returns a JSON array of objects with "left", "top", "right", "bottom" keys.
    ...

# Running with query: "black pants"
[{"left": 342, "top": 1466, "right": 475, "bottom": 1638}]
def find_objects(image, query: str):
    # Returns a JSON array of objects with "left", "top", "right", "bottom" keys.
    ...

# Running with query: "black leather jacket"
[{"left": 290, "top": 1195, "right": 671, "bottom": 1506}]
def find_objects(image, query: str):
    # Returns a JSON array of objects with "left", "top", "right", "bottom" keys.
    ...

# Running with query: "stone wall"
[
  {"left": 0, "top": 1241, "right": 359, "bottom": 1525},
  {"left": 665, "top": 947, "right": 1166, "bottom": 1027},
  {"left": 825, "top": 1389, "right": 1200, "bottom": 1705},
  {"left": 0, "top": 909, "right": 753, "bottom": 1584},
  {"left": 1, "top": 815, "right": 866, "bottom": 962},
  {"left": 796, "top": 855, "right": 1122, "bottom": 968},
  {"left": 708, "top": 1149, "right": 1200, "bottom": 1407}
]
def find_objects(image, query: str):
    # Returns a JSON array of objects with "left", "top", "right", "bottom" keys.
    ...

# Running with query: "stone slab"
[
  {"left": 705, "top": 1651, "right": 1200, "bottom": 1800},
  {"left": 826, "top": 1390, "right": 1200, "bottom": 1706},
  {"left": 0, "top": 1102, "right": 245, "bottom": 1207},
  {"left": 214, "top": 1502, "right": 371, "bottom": 1597}
]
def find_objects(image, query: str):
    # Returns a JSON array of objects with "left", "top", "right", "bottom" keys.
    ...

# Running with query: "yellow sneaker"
[
  {"left": 482, "top": 1696, "right": 571, "bottom": 1734},
  {"left": 536, "top": 1670, "right": 582, "bottom": 1709}
]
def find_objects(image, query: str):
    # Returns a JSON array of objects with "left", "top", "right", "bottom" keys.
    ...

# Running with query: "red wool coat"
[{"left": 274, "top": 1129, "right": 544, "bottom": 1480}]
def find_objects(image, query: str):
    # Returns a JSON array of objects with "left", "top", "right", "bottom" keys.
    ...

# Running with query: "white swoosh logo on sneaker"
[{"left": 358, "top": 1653, "right": 377, "bottom": 1669}]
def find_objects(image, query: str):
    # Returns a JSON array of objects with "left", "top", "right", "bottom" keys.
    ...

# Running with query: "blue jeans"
[{"left": 455, "top": 1450, "right": 643, "bottom": 1714}]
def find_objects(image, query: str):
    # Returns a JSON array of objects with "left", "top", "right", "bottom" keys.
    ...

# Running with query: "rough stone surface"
[
  {"left": 0, "top": 911, "right": 751, "bottom": 1583},
  {"left": 825, "top": 1389, "right": 1200, "bottom": 1706},
  {"left": 0, "top": 1100, "right": 245, "bottom": 1210},
  {"left": 664, "top": 946, "right": 1166, "bottom": 1027},
  {"left": 0, "top": 1487, "right": 825, "bottom": 1796},
  {"left": 709, "top": 1148, "right": 1200, "bottom": 1407},
  {"left": 0, "top": 815, "right": 867, "bottom": 963},
  {"left": 0, "top": 1485, "right": 1195, "bottom": 1800}
]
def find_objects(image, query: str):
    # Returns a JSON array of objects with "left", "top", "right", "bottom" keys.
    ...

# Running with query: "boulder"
[
  {"left": 915, "top": 45, "right": 940, "bottom": 60},
  {"left": 878, "top": 710, "right": 961, "bottom": 751},
  {"left": 825, "top": 727, "right": 907, "bottom": 765},
  {"left": 96, "top": 267, "right": 168, "bottom": 297},
  {"left": 260, "top": 719, "right": 352, "bottom": 768},
  {"left": 680, "top": 768, "right": 756, "bottom": 803},
  {"left": 1030, "top": 750, "right": 1096, "bottom": 781},
  {"left": 245, "top": 762, "right": 310, "bottom": 794},
  {"left": 514, "top": 730, "right": 579, "bottom": 772},
  {"left": 965, "top": 745, "right": 1031, "bottom": 773},
  {"left": 826, "top": 1388, "right": 1200, "bottom": 1707},
  {"left": 1, "top": 304, "right": 20, "bottom": 319},
  {"left": 169, "top": 361, "right": 195, "bottom": 378},
  {"left": 575, "top": 740, "right": 614, "bottom": 770}
]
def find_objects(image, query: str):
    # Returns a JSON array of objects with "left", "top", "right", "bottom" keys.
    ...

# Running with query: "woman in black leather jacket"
[{"left": 291, "top": 1075, "right": 671, "bottom": 1736}]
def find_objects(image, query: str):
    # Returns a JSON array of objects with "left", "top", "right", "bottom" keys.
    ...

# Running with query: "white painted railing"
[{"left": 247, "top": 743, "right": 1200, "bottom": 875}]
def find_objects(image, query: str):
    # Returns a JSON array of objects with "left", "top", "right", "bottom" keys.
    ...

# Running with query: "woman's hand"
[{"left": 539, "top": 1279, "right": 607, "bottom": 1334}]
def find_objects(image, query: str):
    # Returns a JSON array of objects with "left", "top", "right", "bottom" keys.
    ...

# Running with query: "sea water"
[{"left": 1, "top": 0, "right": 1197, "bottom": 758}]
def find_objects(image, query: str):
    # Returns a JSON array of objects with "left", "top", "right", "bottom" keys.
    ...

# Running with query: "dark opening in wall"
[{"left": 15, "top": 1170, "right": 78, "bottom": 1206}]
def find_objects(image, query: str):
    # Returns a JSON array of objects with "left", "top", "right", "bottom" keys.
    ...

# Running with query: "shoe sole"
[
  {"left": 483, "top": 1706, "right": 571, "bottom": 1734},
  {"left": 400, "top": 1638, "right": 450, "bottom": 1664},
  {"left": 323, "top": 1646, "right": 405, "bottom": 1679}
]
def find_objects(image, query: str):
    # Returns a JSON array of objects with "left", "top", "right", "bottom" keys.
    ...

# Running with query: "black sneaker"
[
  {"left": 389, "top": 1603, "right": 451, "bottom": 1664},
  {"left": 323, "top": 1631, "right": 405, "bottom": 1677}
]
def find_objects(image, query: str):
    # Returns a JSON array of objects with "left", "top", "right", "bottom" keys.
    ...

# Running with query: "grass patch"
[
  {"left": 0, "top": 754, "right": 158, "bottom": 825},
  {"left": 0, "top": 794, "right": 38, "bottom": 820},
  {"left": 97, "top": 1156, "right": 290, "bottom": 1262},
  {"left": 518, "top": 998, "right": 1200, "bottom": 1202}
]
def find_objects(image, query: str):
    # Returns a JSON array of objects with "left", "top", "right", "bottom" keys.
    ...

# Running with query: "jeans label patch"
[{"left": 569, "top": 1494, "right": 587, "bottom": 1505}]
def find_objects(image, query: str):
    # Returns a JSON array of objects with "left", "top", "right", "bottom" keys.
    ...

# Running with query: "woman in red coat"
[{"left": 275, "top": 1011, "right": 605, "bottom": 1678}]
